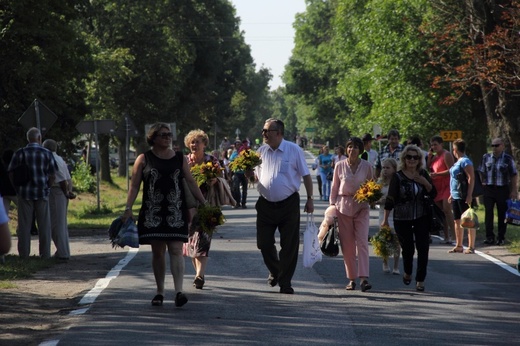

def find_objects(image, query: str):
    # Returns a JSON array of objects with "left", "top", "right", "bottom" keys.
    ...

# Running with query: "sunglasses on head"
[
  {"left": 157, "top": 132, "right": 173, "bottom": 138},
  {"left": 405, "top": 155, "right": 420, "bottom": 161}
]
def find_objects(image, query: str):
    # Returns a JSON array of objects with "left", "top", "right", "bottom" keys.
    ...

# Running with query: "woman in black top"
[{"left": 382, "top": 145, "right": 436, "bottom": 292}]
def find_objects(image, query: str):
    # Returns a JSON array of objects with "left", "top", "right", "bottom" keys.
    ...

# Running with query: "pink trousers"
[{"left": 337, "top": 208, "right": 370, "bottom": 280}]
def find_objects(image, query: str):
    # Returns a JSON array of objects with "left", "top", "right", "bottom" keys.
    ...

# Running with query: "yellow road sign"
[{"left": 440, "top": 130, "right": 462, "bottom": 142}]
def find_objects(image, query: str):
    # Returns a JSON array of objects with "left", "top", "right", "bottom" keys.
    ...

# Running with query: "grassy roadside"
[{"left": 1, "top": 172, "right": 140, "bottom": 287}]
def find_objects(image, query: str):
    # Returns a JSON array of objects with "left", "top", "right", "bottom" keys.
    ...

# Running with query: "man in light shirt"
[
  {"left": 255, "top": 118, "right": 314, "bottom": 294},
  {"left": 43, "top": 139, "right": 75, "bottom": 260}
]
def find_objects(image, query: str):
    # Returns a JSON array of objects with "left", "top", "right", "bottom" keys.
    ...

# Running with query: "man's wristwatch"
[{"left": 307, "top": 196, "right": 313, "bottom": 200}]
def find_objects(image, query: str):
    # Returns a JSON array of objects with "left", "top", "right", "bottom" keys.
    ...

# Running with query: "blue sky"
[{"left": 230, "top": 1, "right": 307, "bottom": 90}]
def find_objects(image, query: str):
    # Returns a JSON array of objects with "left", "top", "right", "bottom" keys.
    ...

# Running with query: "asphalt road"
[{"left": 43, "top": 151, "right": 520, "bottom": 346}]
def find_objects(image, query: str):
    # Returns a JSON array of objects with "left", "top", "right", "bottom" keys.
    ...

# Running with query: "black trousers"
[
  {"left": 394, "top": 215, "right": 430, "bottom": 282},
  {"left": 483, "top": 185, "right": 510, "bottom": 241},
  {"left": 255, "top": 193, "right": 300, "bottom": 288}
]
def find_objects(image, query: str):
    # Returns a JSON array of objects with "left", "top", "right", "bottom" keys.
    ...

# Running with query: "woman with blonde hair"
[
  {"left": 184, "top": 129, "right": 226, "bottom": 289},
  {"left": 382, "top": 145, "right": 436, "bottom": 292}
]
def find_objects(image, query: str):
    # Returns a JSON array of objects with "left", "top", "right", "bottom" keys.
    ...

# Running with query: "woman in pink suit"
[{"left": 330, "top": 137, "right": 374, "bottom": 292}]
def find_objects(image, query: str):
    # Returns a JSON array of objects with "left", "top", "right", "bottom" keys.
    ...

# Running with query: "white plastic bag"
[{"left": 303, "top": 213, "right": 322, "bottom": 268}]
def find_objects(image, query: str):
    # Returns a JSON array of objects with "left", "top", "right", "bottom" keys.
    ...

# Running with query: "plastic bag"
[
  {"left": 505, "top": 199, "right": 520, "bottom": 226},
  {"left": 460, "top": 207, "right": 479, "bottom": 229},
  {"left": 303, "top": 214, "right": 322, "bottom": 268},
  {"left": 109, "top": 217, "right": 139, "bottom": 248}
]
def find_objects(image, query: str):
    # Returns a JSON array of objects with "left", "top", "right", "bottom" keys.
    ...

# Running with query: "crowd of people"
[
  {"left": 1, "top": 123, "right": 518, "bottom": 303},
  {"left": 321, "top": 129, "right": 518, "bottom": 293}
]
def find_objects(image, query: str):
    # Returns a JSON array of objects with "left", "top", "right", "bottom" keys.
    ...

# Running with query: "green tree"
[{"left": 0, "top": 0, "right": 91, "bottom": 153}]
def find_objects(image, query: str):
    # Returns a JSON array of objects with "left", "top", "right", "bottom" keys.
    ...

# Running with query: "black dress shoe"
[
  {"left": 483, "top": 238, "right": 495, "bottom": 245},
  {"left": 496, "top": 239, "right": 505, "bottom": 246},
  {"left": 267, "top": 274, "right": 278, "bottom": 287},
  {"left": 280, "top": 286, "right": 294, "bottom": 294}
]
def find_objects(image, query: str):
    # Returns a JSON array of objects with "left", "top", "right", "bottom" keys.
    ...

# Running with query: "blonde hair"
[
  {"left": 184, "top": 129, "right": 208, "bottom": 148},
  {"left": 379, "top": 158, "right": 398, "bottom": 185},
  {"left": 398, "top": 144, "right": 424, "bottom": 172}
]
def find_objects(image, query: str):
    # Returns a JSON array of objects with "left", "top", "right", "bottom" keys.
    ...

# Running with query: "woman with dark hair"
[
  {"left": 448, "top": 139, "right": 476, "bottom": 254},
  {"left": 382, "top": 144, "right": 436, "bottom": 292},
  {"left": 122, "top": 123, "right": 206, "bottom": 307},
  {"left": 427, "top": 135, "right": 455, "bottom": 243},
  {"left": 330, "top": 137, "right": 374, "bottom": 292}
]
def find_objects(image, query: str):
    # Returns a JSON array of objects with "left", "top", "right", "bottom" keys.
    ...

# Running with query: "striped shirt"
[
  {"left": 8, "top": 143, "right": 56, "bottom": 200},
  {"left": 477, "top": 152, "right": 517, "bottom": 186},
  {"left": 375, "top": 144, "right": 405, "bottom": 171}
]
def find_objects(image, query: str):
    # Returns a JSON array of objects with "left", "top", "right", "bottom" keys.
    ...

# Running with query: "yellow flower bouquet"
[
  {"left": 229, "top": 149, "right": 262, "bottom": 172},
  {"left": 193, "top": 204, "right": 225, "bottom": 236},
  {"left": 354, "top": 179, "right": 383, "bottom": 204},
  {"left": 370, "top": 225, "right": 400, "bottom": 259},
  {"left": 190, "top": 161, "right": 223, "bottom": 187}
]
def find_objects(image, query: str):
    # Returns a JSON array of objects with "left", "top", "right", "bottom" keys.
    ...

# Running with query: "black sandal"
[
  {"left": 175, "top": 292, "right": 188, "bottom": 307},
  {"left": 151, "top": 294, "right": 164, "bottom": 306},
  {"left": 346, "top": 281, "right": 356, "bottom": 290},
  {"left": 193, "top": 276, "right": 205, "bottom": 289}
]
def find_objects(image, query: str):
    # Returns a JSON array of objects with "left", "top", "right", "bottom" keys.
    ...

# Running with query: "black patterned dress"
[{"left": 137, "top": 151, "right": 189, "bottom": 244}]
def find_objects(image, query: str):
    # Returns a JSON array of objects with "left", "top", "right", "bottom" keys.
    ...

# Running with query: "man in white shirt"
[
  {"left": 255, "top": 118, "right": 314, "bottom": 294},
  {"left": 43, "top": 139, "right": 75, "bottom": 260}
]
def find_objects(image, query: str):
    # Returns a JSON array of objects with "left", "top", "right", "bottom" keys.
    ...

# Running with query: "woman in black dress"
[{"left": 123, "top": 123, "right": 206, "bottom": 307}]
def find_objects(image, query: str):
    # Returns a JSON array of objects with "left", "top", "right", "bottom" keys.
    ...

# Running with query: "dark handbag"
[
  {"left": 12, "top": 149, "right": 30, "bottom": 186},
  {"left": 423, "top": 192, "right": 445, "bottom": 235},
  {"left": 320, "top": 216, "right": 339, "bottom": 257},
  {"left": 456, "top": 169, "right": 483, "bottom": 199}
]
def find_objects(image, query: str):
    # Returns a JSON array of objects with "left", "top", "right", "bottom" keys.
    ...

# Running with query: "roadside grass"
[
  {"left": 8, "top": 172, "right": 142, "bottom": 231},
  {"left": 0, "top": 256, "right": 55, "bottom": 288},
  {"left": 2, "top": 171, "right": 141, "bottom": 284},
  {"left": 473, "top": 204, "right": 520, "bottom": 253}
]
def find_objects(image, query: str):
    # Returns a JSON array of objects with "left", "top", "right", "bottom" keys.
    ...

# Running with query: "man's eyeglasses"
[
  {"left": 262, "top": 129, "right": 278, "bottom": 134},
  {"left": 157, "top": 132, "right": 173, "bottom": 138},
  {"left": 405, "top": 155, "right": 420, "bottom": 161},
  {"left": 490, "top": 144, "right": 501, "bottom": 147}
]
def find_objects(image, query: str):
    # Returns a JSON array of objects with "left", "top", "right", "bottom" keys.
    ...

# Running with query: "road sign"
[
  {"left": 305, "top": 127, "right": 315, "bottom": 133},
  {"left": 440, "top": 130, "right": 462, "bottom": 142},
  {"left": 18, "top": 99, "right": 58, "bottom": 135},
  {"left": 76, "top": 120, "right": 116, "bottom": 134}
]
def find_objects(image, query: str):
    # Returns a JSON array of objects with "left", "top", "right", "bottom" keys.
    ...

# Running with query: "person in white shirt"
[
  {"left": 42, "top": 139, "right": 75, "bottom": 260},
  {"left": 255, "top": 118, "right": 314, "bottom": 294}
]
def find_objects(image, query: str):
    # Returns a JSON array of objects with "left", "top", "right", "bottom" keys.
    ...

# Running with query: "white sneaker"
[
  {"left": 392, "top": 269, "right": 400, "bottom": 275},
  {"left": 383, "top": 263, "right": 390, "bottom": 273}
]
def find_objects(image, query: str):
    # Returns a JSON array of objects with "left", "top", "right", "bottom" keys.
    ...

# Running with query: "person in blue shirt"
[
  {"left": 448, "top": 139, "right": 476, "bottom": 254},
  {"left": 318, "top": 146, "right": 333, "bottom": 201}
]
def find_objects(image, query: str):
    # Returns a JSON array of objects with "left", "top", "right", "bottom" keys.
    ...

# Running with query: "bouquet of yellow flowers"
[
  {"left": 229, "top": 149, "right": 262, "bottom": 172},
  {"left": 190, "top": 161, "right": 223, "bottom": 187},
  {"left": 354, "top": 179, "right": 383, "bottom": 204},
  {"left": 194, "top": 204, "right": 225, "bottom": 236},
  {"left": 370, "top": 225, "right": 400, "bottom": 259}
]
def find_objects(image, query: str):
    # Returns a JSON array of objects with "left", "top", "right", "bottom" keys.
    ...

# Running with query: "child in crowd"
[{"left": 377, "top": 158, "right": 400, "bottom": 274}]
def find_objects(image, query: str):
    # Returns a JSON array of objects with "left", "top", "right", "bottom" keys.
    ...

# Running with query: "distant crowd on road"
[{"left": 314, "top": 128, "right": 517, "bottom": 293}]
